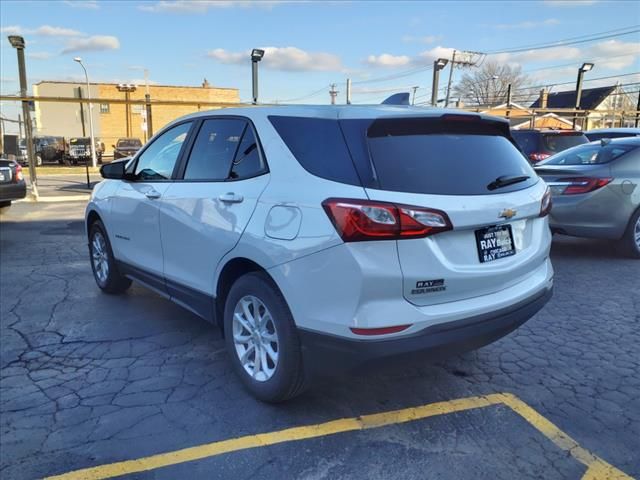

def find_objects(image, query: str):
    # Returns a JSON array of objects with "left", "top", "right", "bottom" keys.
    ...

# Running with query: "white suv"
[{"left": 86, "top": 106, "right": 554, "bottom": 402}]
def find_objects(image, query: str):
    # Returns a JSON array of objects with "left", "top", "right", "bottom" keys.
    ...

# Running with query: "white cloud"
[
  {"left": 364, "top": 46, "right": 458, "bottom": 69},
  {"left": 366, "top": 53, "right": 411, "bottom": 68},
  {"left": 139, "top": 0, "right": 284, "bottom": 13},
  {"left": 0, "top": 24, "right": 83, "bottom": 38},
  {"left": 0, "top": 25, "right": 22, "bottom": 35},
  {"left": 207, "top": 46, "right": 342, "bottom": 72},
  {"left": 34, "top": 25, "right": 83, "bottom": 37},
  {"left": 491, "top": 18, "right": 560, "bottom": 30},
  {"left": 64, "top": 0, "right": 100, "bottom": 8},
  {"left": 27, "top": 52, "right": 54, "bottom": 60},
  {"left": 401, "top": 34, "right": 441, "bottom": 44},
  {"left": 586, "top": 39, "right": 640, "bottom": 70},
  {"left": 62, "top": 35, "right": 120, "bottom": 53}
]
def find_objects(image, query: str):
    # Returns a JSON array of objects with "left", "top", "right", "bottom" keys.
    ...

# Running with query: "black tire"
[
  {"left": 89, "top": 220, "right": 132, "bottom": 294},
  {"left": 0, "top": 201, "right": 11, "bottom": 209},
  {"left": 621, "top": 208, "right": 640, "bottom": 259},
  {"left": 224, "top": 272, "right": 307, "bottom": 402}
]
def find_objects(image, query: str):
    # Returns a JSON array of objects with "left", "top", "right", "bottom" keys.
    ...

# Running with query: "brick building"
[{"left": 32, "top": 80, "right": 240, "bottom": 155}]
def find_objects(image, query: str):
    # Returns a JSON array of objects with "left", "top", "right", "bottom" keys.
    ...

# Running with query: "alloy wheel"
[
  {"left": 91, "top": 231, "right": 109, "bottom": 284},
  {"left": 232, "top": 295, "right": 279, "bottom": 382}
]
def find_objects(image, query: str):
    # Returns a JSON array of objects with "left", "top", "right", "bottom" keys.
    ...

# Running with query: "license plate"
[
  {"left": 0, "top": 171, "right": 8, "bottom": 182},
  {"left": 475, "top": 224, "right": 516, "bottom": 263}
]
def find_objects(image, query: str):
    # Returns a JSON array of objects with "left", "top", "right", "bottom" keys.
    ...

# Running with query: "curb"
[{"left": 19, "top": 195, "right": 90, "bottom": 203}]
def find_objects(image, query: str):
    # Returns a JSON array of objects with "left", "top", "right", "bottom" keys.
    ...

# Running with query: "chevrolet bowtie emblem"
[{"left": 499, "top": 208, "right": 517, "bottom": 220}]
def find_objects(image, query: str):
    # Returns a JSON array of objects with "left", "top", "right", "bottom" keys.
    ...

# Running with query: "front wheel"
[
  {"left": 224, "top": 272, "right": 307, "bottom": 402},
  {"left": 89, "top": 220, "right": 132, "bottom": 293},
  {"left": 622, "top": 209, "right": 640, "bottom": 259}
]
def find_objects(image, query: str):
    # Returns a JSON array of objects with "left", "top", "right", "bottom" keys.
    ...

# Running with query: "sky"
[{"left": 1, "top": 0, "right": 639, "bottom": 132}]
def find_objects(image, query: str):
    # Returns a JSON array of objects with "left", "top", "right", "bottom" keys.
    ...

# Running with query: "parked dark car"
[
  {"left": 511, "top": 129, "right": 589, "bottom": 164},
  {"left": 113, "top": 138, "right": 143, "bottom": 160},
  {"left": 585, "top": 128, "right": 640, "bottom": 142},
  {"left": 66, "top": 137, "right": 104, "bottom": 165},
  {"left": 535, "top": 137, "right": 640, "bottom": 258},
  {"left": 0, "top": 158, "right": 26, "bottom": 208},
  {"left": 18, "top": 136, "right": 66, "bottom": 166}
]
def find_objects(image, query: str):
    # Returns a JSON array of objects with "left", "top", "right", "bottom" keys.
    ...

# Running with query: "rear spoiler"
[{"left": 367, "top": 113, "right": 511, "bottom": 138}]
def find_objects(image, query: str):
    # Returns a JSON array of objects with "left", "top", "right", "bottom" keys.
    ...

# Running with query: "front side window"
[
  {"left": 134, "top": 122, "right": 191, "bottom": 181},
  {"left": 184, "top": 119, "right": 246, "bottom": 181}
]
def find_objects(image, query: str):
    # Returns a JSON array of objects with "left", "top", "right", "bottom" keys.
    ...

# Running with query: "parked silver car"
[{"left": 535, "top": 137, "right": 640, "bottom": 258}]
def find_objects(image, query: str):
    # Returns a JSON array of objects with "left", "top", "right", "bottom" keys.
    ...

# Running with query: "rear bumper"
[
  {"left": 0, "top": 182, "right": 27, "bottom": 202},
  {"left": 299, "top": 286, "right": 552, "bottom": 375}
]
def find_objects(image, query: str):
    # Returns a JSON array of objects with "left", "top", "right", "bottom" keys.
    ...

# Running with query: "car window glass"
[
  {"left": 230, "top": 126, "right": 265, "bottom": 179},
  {"left": 510, "top": 131, "right": 538, "bottom": 155},
  {"left": 184, "top": 119, "right": 246, "bottom": 180},
  {"left": 542, "top": 143, "right": 635, "bottom": 165},
  {"left": 134, "top": 122, "right": 191, "bottom": 180},
  {"left": 542, "top": 134, "right": 588, "bottom": 153}
]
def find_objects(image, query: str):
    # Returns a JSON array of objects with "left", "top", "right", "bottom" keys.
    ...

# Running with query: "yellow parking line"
[{"left": 45, "top": 392, "right": 632, "bottom": 480}]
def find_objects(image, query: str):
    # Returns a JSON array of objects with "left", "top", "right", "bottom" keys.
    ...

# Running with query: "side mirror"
[{"left": 100, "top": 160, "right": 126, "bottom": 179}]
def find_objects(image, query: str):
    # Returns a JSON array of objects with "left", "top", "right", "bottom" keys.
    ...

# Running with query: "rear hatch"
[{"left": 342, "top": 114, "right": 550, "bottom": 307}]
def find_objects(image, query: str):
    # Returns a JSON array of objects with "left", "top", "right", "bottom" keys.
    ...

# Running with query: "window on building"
[{"left": 100, "top": 104, "right": 110, "bottom": 114}]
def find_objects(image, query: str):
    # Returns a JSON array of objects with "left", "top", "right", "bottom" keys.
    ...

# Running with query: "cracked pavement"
[{"left": 1, "top": 201, "right": 638, "bottom": 479}]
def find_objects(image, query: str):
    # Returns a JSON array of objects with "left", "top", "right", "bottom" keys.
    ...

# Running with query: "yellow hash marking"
[{"left": 45, "top": 392, "right": 632, "bottom": 480}]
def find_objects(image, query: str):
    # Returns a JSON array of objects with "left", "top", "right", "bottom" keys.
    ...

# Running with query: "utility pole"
[
  {"left": 346, "top": 78, "right": 352, "bottom": 105},
  {"left": 411, "top": 86, "right": 418, "bottom": 105},
  {"left": 251, "top": 49, "right": 265, "bottom": 104},
  {"left": 117, "top": 84, "right": 137, "bottom": 138},
  {"left": 18, "top": 114, "right": 22, "bottom": 140},
  {"left": 444, "top": 50, "right": 456, "bottom": 108},
  {"left": 74, "top": 57, "right": 98, "bottom": 168},
  {"left": 506, "top": 83, "right": 513, "bottom": 117},
  {"left": 145, "top": 94, "right": 153, "bottom": 138},
  {"left": 329, "top": 83, "right": 338, "bottom": 105},
  {"left": 8, "top": 35, "right": 37, "bottom": 198}
]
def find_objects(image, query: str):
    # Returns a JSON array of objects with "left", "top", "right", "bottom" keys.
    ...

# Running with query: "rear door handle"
[
  {"left": 145, "top": 189, "right": 161, "bottom": 200},
  {"left": 218, "top": 192, "right": 244, "bottom": 203}
]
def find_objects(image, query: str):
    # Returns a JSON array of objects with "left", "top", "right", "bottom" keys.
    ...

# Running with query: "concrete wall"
[{"left": 33, "top": 82, "right": 100, "bottom": 140}]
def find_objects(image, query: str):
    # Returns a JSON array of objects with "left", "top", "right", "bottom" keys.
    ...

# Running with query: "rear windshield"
[
  {"left": 365, "top": 118, "right": 537, "bottom": 195},
  {"left": 117, "top": 139, "right": 143, "bottom": 148},
  {"left": 540, "top": 143, "right": 635, "bottom": 165},
  {"left": 541, "top": 133, "right": 588, "bottom": 153},
  {"left": 271, "top": 115, "right": 538, "bottom": 195}
]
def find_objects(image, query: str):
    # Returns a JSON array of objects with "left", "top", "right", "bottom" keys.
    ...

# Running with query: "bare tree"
[{"left": 453, "top": 61, "right": 531, "bottom": 107}]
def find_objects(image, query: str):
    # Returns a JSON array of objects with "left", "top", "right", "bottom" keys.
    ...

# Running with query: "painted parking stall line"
[{"left": 46, "top": 393, "right": 632, "bottom": 480}]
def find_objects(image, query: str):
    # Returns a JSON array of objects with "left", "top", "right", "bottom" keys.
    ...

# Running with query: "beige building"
[{"left": 32, "top": 80, "right": 240, "bottom": 155}]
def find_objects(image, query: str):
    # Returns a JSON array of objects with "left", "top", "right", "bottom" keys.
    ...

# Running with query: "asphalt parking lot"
[{"left": 1, "top": 201, "right": 638, "bottom": 480}]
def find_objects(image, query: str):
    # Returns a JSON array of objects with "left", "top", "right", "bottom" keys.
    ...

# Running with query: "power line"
[
  {"left": 274, "top": 84, "right": 330, "bottom": 103},
  {"left": 487, "top": 26, "right": 640, "bottom": 55}
]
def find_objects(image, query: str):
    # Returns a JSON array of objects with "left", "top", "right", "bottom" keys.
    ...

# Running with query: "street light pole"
[
  {"left": 73, "top": 57, "right": 98, "bottom": 168},
  {"left": 444, "top": 50, "right": 457, "bottom": 108},
  {"left": 431, "top": 58, "right": 449, "bottom": 107},
  {"left": 251, "top": 49, "right": 265, "bottom": 104},
  {"left": 573, "top": 62, "right": 594, "bottom": 130},
  {"left": 8, "top": 36, "right": 38, "bottom": 198}
]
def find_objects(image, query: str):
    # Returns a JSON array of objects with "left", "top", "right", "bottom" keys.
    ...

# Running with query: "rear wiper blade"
[{"left": 487, "top": 175, "right": 530, "bottom": 191}]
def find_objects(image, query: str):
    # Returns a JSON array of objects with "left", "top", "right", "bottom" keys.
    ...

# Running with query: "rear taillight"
[
  {"left": 559, "top": 177, "right": 613, "bottom": 195},
  {"left": 529, "top": 152, "right": 551, "bottom": 163},
  {"left": 13, "top": 163, "right": 23, "bottom": 182},
  {"left": 539, "top": 187, "right": 552, "bottom": 217},
  {"left": 322, "top": 198, "right": 452, "bottom": 242}
]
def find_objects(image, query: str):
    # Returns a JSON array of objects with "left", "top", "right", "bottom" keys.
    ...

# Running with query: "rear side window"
[
  {"left": 269, "top": 116, "right": 361, "bottom": 186},
  {"left": 364, "top": 117, "right": 537, "bottom": 195},
  {"left": 541, "top": 143, "right": 635, "bottom": 165},
  {"left": 184, "top": 119, "right": 246, "bottom": 180},
  {"left": 541, "top": 133, "right": 588, "bottom": 153},
  {"left": 230, "top": 125, "right": 266, "bottom": 180}
]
